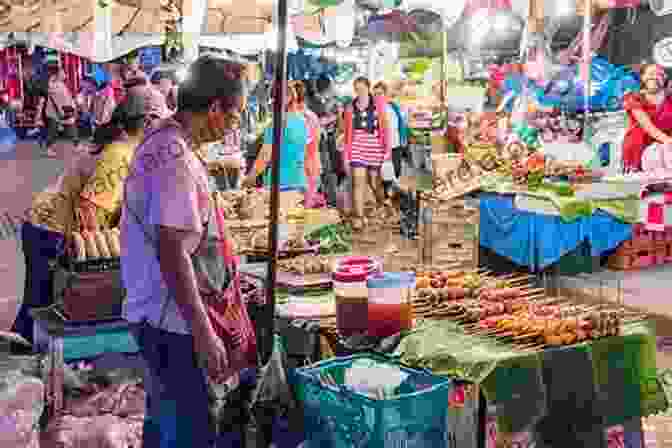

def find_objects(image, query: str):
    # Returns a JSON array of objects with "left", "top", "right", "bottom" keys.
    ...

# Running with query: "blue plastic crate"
[{"left": 293, "top": 354, "right": 453, "bottom": 448}]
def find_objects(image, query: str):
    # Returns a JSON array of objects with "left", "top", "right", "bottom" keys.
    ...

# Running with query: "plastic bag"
[
  {"left": 0, "top": 115, "right": 17, "bottom": 156},
  {"left": 250, "top": 337, "right": 295, "bottom": 416}
]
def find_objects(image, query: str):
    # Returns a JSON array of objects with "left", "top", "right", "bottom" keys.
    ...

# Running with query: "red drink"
[{"left": 367, "top": 302, "right": 413, "bottom": 338}]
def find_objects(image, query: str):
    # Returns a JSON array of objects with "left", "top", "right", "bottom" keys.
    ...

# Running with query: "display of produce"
[
  {"left": 277, "top": 255, "right": 335, "bottom": 275},
  {"left": 340, "top": 203, "right": 400, "bottom": 227},
  {"left": 70, "top": 230, "right": 121, "bottom": 261},
  {"left": 215, "top": 189, "right": 269, "bottom": 220},
  {"left": 249, "top": 228, "right": 317, "bottom": 254},
  {"left": 306, "top": 224, "right": 352, "bottom": 255}
]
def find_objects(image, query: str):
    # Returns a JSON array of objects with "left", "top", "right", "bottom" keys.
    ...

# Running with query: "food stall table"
[
  {"left": 29, "top": 307, "right": 138, "bottom": 415},
  {"left": 396, "top": 319, "right": 666, "bottom": 447},
  {"left": 478, "top": 192, "right": 633, "bottom": 272}
]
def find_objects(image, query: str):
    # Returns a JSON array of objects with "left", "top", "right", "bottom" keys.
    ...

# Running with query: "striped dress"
[{"left": 350, "top": 100, "right": 386, "bottom": 168}]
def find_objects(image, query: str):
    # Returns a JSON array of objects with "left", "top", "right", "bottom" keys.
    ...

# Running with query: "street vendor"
[
  {"left": 243, "top": 80, "right": 312, "bottom": 193},
  {"left": 341, "top": 76, "right": 392, "bottom": 230},
  {"left": 622, "top": 63, "right": 672, "bottom": 171},
  {"left": 11, "top": 91, "right": 146, "bottom": 353}
]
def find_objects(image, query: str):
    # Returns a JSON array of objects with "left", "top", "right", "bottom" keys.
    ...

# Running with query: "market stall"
[
  {"left": 413, "top": 0, "right": 672, "bottom": 279},
  {"left": 5, "top": 1, "right": 672, "bottom": 448}
]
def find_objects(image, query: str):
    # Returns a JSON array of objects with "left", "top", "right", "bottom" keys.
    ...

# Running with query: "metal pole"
[
  {"left": 583, "top": 0, "right": 592, "bottom": 127},
  {"left": 262, "top": 0, "right": 288, "bottom": 366}
]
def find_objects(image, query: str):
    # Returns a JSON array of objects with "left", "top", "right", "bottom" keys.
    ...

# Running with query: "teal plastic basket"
[{"left": 293, "top": 354, "right": 453, "bottom": 448}]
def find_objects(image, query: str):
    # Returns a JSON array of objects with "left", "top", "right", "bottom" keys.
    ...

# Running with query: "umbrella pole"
[
  {"left": 583, "top": 0, "right": 591, "bottom": 128},
  {"left": 262, "top": 0, "right": 289, "bottom": 366}
]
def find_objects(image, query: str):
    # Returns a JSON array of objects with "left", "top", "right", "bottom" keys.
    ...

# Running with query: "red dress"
[{"left": 623, "top": 92, "right": 672, "bottom": 171}]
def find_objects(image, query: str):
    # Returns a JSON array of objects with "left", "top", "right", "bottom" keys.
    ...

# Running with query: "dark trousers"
[
  {"left": 132, "top": 322, "right": 215, "bottom": 448},
  {"left": 46, "top": 117, "right": 78, "bottom": 148},
  {"left": 12, "top": 222, "right": 64, "bottom": 344},
  {"left": 319, "top": 131, "right": 340, "bottom": 206},
  {"left": 391, "top": 146, "right": 412, "bottom": 179}
]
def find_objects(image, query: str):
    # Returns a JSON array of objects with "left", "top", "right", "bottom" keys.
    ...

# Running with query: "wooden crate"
[
  {"left": 384, "top": 237, "right": 422, "bottom": 272},
  {"left": 421, "top": 204, "right": 479, "bottom": 269},
  {"left": 351, "top": 227, "right": 394, "bottom": 258},
  {"left": 606, "top": 243, "right": 667, "bottom": 271}
]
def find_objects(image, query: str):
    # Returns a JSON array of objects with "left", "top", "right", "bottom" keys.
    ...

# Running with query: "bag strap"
[
  {"left": 123, "top": 125, "right": 233, "bottom": 328},
  {"left": 48, "top": 95, "right": 63, "bottom": 121}
]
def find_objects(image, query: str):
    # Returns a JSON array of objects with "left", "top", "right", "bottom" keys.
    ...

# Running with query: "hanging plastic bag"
[
  {"left": 250, "top": 336, "right": 302, "bottom": 432},
  {"left": 0, "top": 112, "right": 17, "bottom": 157}
]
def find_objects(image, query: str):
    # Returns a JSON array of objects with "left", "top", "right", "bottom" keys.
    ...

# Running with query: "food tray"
[
  {"left": 241, "top": 264, "right": 332, "bottom": 288},
  {"left": 59, "top": 257, "right": 121, "bottom": 273}
]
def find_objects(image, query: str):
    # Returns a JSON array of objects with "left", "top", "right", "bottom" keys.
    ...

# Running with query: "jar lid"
[
  {"left": 335, "top": 256, "right": 380, "bottom": 273},
  {"left": 337, "top": 256, "right": 377, "bottom": 266},
  {"left": 333, "top": 266, "right": 371, "bottom": 283},
  {"left": 367, "top": 272, "right": 415, "bottom": 288}
]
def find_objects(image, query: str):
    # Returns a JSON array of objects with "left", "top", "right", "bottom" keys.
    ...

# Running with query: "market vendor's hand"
[{"left": 193, "top": 325, "right": 230, "bottom": 382}]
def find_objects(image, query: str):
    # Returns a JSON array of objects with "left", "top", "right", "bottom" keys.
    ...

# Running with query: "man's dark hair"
[
  {"left": 177, "top": 55, "right": 246, "bottom": 113},
  {"left": 353, "top": 76, "right": 370, "bottom": 89}
]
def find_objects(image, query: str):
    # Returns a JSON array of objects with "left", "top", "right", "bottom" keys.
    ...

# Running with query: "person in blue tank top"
[{"left": 243, "top": 82, "right": 309, "bottom": 191}]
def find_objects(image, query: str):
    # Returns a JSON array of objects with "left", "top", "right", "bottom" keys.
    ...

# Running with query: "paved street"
[{"left": 0, "top": 139, "right": 68, "bottom": 330}]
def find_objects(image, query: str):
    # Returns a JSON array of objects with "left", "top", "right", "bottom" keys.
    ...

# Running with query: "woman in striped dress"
[{"left": 342, "top": 77, "right": 392, "bottom": 229}]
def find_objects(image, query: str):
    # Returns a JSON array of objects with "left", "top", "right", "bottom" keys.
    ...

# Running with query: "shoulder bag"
[{"left": 123, "top": 125, "right": 257, "bottom": 373}]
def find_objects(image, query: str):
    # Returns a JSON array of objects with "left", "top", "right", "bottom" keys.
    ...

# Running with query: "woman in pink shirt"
[
  {"left": 296, "top": 81, "right": 322, "bottom": 207},
  {"left": 44, "top": 69, "right": 78, "bottom": 157}
]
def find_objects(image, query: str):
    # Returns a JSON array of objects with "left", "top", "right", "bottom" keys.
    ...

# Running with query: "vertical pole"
[
  {"left": 583, "top": 0, "right": 592, "bottom": 127},
  {"left": 441, "top": 29, "right": 447, "bottom": 105},
  {"left": 263, "top": 0, "right": 289, "bottom": 366}
]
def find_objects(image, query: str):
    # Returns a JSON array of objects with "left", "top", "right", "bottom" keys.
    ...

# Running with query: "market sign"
[{"left": 653, "top": 37, "right": 672, "bottom": 67}]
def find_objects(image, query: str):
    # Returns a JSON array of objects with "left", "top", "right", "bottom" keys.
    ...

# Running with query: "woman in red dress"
[{"left": 622, "top": 64, "right": 672, "bottom": 171}]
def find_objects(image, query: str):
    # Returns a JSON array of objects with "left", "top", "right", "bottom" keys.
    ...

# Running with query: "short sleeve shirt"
[{"left": 121, "top": 120, "right": 211, "bottom": 335}]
